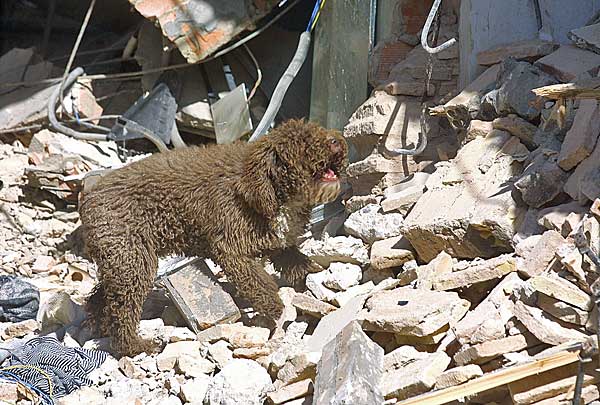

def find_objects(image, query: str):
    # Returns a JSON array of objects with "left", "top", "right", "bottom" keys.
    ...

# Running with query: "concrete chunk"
[
  {"left": 431, "top": 254, "right": 516, "bottom": 291},
  {"left": 466, "top": 120, "right": 493, "bottom": 141},
  {"left": 300, "top": 236, "right": 369, "bottom": 268},
  {"left": 569, "top": 22, "right": 600, "bottom": 54},
  {"left": 291, "top": 293, "right": 337, "bottom": 318},
  {"left": 536, "top": 293, "right": 589, "bottom": 326},
  {"left": 313, "top": 321, "right": 384, "bottom": 405},
  {"left": 516, "top": 230, "right": 566, "bottom": 278},
  {"left": 381, "top": 351, "right": 450, "bottom": 400},
  {"left": 514, "top": 149, "right": 569, "bottom": 208},
  {"left": 513, "top": 300, "right": 588, "bottom": 346},
  {"left": 196, "top": 323, "right": 270, "bottom": 349},
  {"left": 370, "top": 236, "right": 415, "bottom": 270},
  {"left": 564, "top": 130, "right": 600, "bottom": 203},
  {"left": 454, "top": 272, "right": 523, "bottom": 345},
  {"left": 454, "top": 334, "right": 529, "bottom": 366},
  {"left": 558, "top": 99, "right": 600, "bottom": 170},
  {"left": 529, "top": 274, "right": 592, "bottom": 311},
  {"left": 434, "top": 365, "right": 483, "bottom": 389},
  {"left": 537, "top": 201, "right": 588, "bottom": 237},
  {"left": 492, "top": 114, "right": 537, "bottom": 149},
  {"left": 343, "top": 204, "right": 404, "bottom": 244},
  {"left": 267, "top": 379, "right": 313, "bottom": 405},
  {"left": 414, "top": 251, "right": 453, "bottom": 290},
  {"left": 535, "top": 44, "right": 600, "bottom": 82},
  {"left": 360, "top": 287, "right": 470, "bottom": 337},
  {"left": 402, "top": 132, "right": 526, "bottom": 261},
  {"left": 476, "top": 39, "right": 558, "bottom": 66},
  {"left": 381, "top": 185, "right": 424, "bottom": 214}
]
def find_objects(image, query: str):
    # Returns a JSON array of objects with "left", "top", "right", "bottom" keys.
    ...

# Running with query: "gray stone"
[
  {"left": 535, "top": 44, "right": 600, "bottom": 82},
  {"left": 313, "top": 321, "right": 384, "bottom": 405},
  {"left": 180, "top": 375, "right": 211, "bottom": 404},
  {"left": 323, "top": 262, "right": 362, "bottom": 291},
  {"left": 380, "top": 185, "right": 424, "bottom": 215},
  {"left": 196, "top": 323, "right": 270, "bottom": 349},
  {"left": 156, "top": 341, "right": 202, "bottom": 371},
  {"left": 360, "top": 287, "right": 470, "bottom": 339},
  {"left": 538, "top": 201, "right": 588, "bottom": 237},
  {"left": 536, "top": 293, "right": 589, "bottom": 326},
  {"left": 454, "top": 334, "right": 530, "bottom": 366},
  {"left": 343, "top": 204, "right": 404, "bottom": 244},
  {"left": 435, "top": 365, "right": 483, "bottom": 389},
  {"left": 431, "top": 254, "right": 516, "bottom": 291},
  {"left": 528, "top": 274, "right": 593, "bottom": 311},
  {"left": 370, "top": 236, "right": 415, "bottom": 271},
  {"left": 206, "top": 359, "right": 272, "bottom": 405},
  {"left": 515, "top": 149, "right": 569, "bottom": 208},
  {"left": 292, "top": 293, "right": 337, "bottom": 318},
  {"left": 267, "top": 379, "right": 313, "bottom": 405},
  {"left": 37, "top": 291, "right": 86, "bottom": 332},
  {"left": 208, "top": 340, "right": 233, "bottom": 370},
  {"left": 564, "top": 133, "right": 600, "bottom": 203},
  {"left": 558, "top": 100, "right": 600, "bottom": 171},
  {"left": 381, "top": 350, "right": 450, "bottom": 400},
  {"left": 300, "top": 236, "right": 369, "bottom": 268},
  {"left": 516, "top": 230, "right": 566, "bottom": 278},
  {"left": 454, "top": 272, "right": 523, "bottom": 345},
  {"left": 476, "top": 39, "right": 558, "bottom": 66},
  {"left": 492, "top": 114, "right": 538, "bottom": 149},
  {"left": 494, "top": 59, "right": 558, "bottom": 120},
  {"left": 402, "top": 131, "right": 527, "bottom": 261},
  {"left": 570, "top": 22, "right": 600, "bottom": 53}
]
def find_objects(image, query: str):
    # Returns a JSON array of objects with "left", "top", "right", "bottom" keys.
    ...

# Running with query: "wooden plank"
[
  {"left": 532, "top": 77, "right": 600, "bottom": 100},
  {"left": 396, "top": 349, "right": 581, "bottom": 405}
]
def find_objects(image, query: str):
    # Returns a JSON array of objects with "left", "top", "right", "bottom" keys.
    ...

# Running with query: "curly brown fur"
[{"left": 79, "top": 119, "right": 348, "bottom": 356}]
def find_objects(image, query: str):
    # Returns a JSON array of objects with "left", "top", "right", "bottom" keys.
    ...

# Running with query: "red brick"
[
  {"left": 401, "top": 0, "right": 434, "bottom": 34},
  {"left": 133, "top": 0, "right": 180, "bottom": 18}
]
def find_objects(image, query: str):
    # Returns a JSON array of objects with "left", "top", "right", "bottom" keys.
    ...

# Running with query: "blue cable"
[{"left": 306, "top": 0, "right": 321, "bottom": 32}]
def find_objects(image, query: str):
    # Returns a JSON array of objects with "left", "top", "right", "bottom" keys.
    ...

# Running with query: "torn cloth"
[
  {"left": 4, "top": 336, "right": 108, "bottom": 400},
  {"left": 0, "top": 275, "right": 39, "bottom": 322}
]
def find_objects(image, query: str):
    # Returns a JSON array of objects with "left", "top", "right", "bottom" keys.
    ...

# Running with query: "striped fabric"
[{"left": 5, "top": 336, "right": 109, "bottom": 400}]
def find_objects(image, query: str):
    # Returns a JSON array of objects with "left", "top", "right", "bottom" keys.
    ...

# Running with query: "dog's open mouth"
[{"left": 321, "top": 168, "right": 338, "bottom": 182}]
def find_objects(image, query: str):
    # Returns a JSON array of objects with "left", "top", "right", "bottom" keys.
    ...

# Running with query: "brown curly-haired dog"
[{"left": 79, "top": 119, "right": 348, "bottom": 356}]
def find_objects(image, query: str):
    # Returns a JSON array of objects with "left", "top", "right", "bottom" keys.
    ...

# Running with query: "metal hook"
[{"left": 421, "top": 0, "right": 457, "bottom": 54}]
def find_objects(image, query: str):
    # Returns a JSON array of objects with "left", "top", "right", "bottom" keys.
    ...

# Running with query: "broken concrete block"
[
  {"left": 476, "top": 39, "right": 558, "bottom": 66},
  {"left": 528, "top": 274, "right": 593, "bottom": 311},
  {"left": 370, "top": 236, "right": 415, "bottom": 271},
  {"left": 513, "top": 300, "right": 588, "bottom": 346},
  {"left": 494, "top": 59, "right": 558, "bottom": 121},
  {"left": 300, "top": 236, "right": 369, "bottom": 268},
  {"left": 305, "top": 271, "right": 337, "bottom": 303},
  {"left": 402, "top": 131, "right": 526, "bottom": 261},
  {"left": 569, "top": 22, "right": 600, "bottom": 54},
  {"left": 564, "top": 132, "right": 600, "bottom": 203},
  {"left": 359, "top": 287, "right": 470, "bottom": 338},
  {"left": 431, "top": 64, "right": 500, "bottom": 124},
  {"left": 516, "top": 230, "right": 566, "bottom": 278},
  {"left": 558, "top": 100, "right": 600, "bottom": 170},
  {"left": 556, "top": 244, "right": 587, "bottom": 284},
  {"left": 323, "top": 263, "right": 362, "bottom": 291},
  {"left": 380, "top": 185, "right": 424, "bottom": 214},
  {"left": 206, "top": 359, "right": 272, "bottom": 405},
  {"left": 515, "top": 149, "right": 569, "bottom": 208},
  {"left": 207, "top": 340, "right": 234, "bottom": 370},
  {"left": 313, "top": 321, "right": 384, "bottom": 405},
  {"left": 434, "top": 364, "right": 483, "bottom": 389},
  {"left": 431, "top": 254, "right": 516, "bottom": 291},
  {"left": 454, "top": 334, "right": 529, "bottom": 366},
  {"left": 1, "top": 319, "right": 38, "bottom": 340},
  {"left": 277, "top": 352, "right": 320, "bottom": 386},
  {"left": 537, "top": 201, "right": 588, "bottom": 237},
  {"left": 266, "top": 379, "right": 313, "bottom": 405},
  {"left": 454, "top": 272, "right": 523, "bottom": 345},
  {"left": 331, "top": 282, "right": 375, "bottom": 307},
  {"left": 414, "top": 251, "right": 453, "bottom": 290},
  {"left": 492, "top": 114, "right": 537, "bottom": 149},
  {"left": 535, "top": 44, "right": 600, "bottom": 82},
  {"left": 466, "top": 120, "right": 493, "bottom": 141},
  {"left": 343, "top": 204, "right": 404, "bottom": 244},
  {"left": 306, "top": 293, "right": 370, "bottom": 353},
  {"left": 291, "top": 293, "right": 337, "bottom": 318},
  {"left": 383, "top": 172, "right": 430, "bottom": 197},
  {"left": 383, "top": 345, "right": 430, "bottom": 371},
  {"left": 381, "top": 350, "right": 450, "bottom": 400},
  {"left": 508, "top": 362, "right": 599, "bottom": 405},
  {"left": 162, "top": 259, "right": 240, "bottom": 333},
  {"left": 156, "top": 341, "right": 202, "bottom": 372},
  {"left": 536, "top": 293, "right": 589, "bottom": 326},
  {"left": 196, "top": 323, "right": 270, "bottom": 349},
  {"left": 176, "top": 355, "right": 215, "bottom": 378}
]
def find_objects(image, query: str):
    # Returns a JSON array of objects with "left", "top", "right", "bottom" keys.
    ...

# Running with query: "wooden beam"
[
  {"left": 396, "top": 349, "right": 581, "bottom": 405},
  {"left": 532, "top": 77, "right": 600, "bottom": 100}
]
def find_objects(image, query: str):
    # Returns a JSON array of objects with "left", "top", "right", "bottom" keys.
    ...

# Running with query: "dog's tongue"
[{"left": 322, "top": 169, "right": 338, "bottom": 182}]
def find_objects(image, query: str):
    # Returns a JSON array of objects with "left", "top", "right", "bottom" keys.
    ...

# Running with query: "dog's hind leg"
[
  {"left": 95, "top": 238, "right": 159, "bottom": 356},
  {"left": 270, "top": 247, "right": 321, "bottom": 290}
]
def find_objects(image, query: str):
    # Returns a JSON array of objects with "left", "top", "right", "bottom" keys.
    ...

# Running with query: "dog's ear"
[{"left": 237, "top": 142, "right": 281, "bottom": 220}]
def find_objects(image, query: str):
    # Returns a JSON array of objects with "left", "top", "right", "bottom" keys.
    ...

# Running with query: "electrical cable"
[
  {"left": 306, "top": 0, "right": 321, "bottom": 32},
  {"left": 243, "top": 44, "right": 262, "bottom": 101},
  {"left": 310, "top": 0, "right": 327, "bottom": 31}
]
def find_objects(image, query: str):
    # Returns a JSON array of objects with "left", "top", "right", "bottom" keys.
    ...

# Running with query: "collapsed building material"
[
  {"left": 476, "top": 39, "right": 558, "bottom": 66},
  {"left": 535, "top": 44, "right": 600, "bottom": 82},
  {"left": 312, "top": 321, "right": 384, "bottom": 405}
]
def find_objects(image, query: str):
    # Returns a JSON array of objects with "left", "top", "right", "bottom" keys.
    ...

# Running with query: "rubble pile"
[{"left": 2, "top": 3, "right": 600, "bottom": 405}]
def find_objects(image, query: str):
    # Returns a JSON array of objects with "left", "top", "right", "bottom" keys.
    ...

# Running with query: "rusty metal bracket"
[
  {"left": 572, "top": 355, "right": 592, "bottom": 405},
  {"left": 421, "top": 0, "right": 457, "bottom": 54}
]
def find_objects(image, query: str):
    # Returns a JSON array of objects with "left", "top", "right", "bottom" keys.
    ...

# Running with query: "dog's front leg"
[
  {"left": 269, "top": 247, "right": 322, "bottom": 290},
  {"left": 215, "top": 253, "right": 284, "bottom": 322}
]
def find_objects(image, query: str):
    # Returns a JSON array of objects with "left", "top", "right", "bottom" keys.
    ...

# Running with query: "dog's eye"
[{"left": 330, "top": 139, "right": 338, "bottom": 145}]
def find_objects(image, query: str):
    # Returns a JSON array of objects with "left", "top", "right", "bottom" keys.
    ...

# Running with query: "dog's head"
[{"left": 238, "top": 119, "right": 348, "bottom": 219}]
